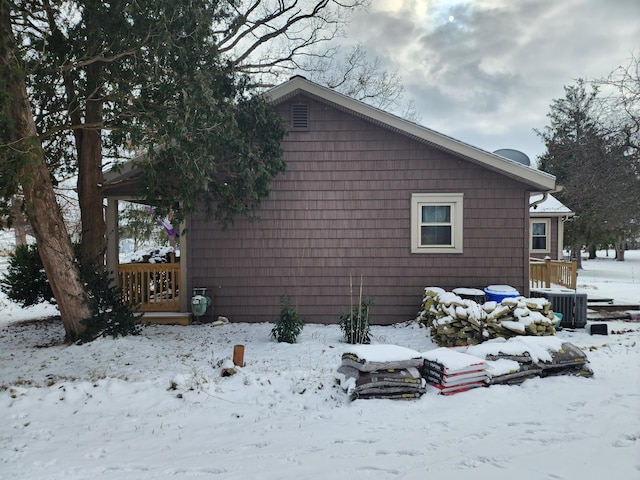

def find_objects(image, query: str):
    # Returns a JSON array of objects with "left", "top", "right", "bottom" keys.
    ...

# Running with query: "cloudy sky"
[{"left": 345, "top": 0, "right": 639, "bottom": 164}]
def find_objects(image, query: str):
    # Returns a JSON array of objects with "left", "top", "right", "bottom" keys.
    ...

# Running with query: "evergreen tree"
[
  {"left": 537, "top": 79, "right": 640, "bottom": 263},
  {"left": 1, "top": 1, "right": 287, "bottom": 341},
  {"left": 5, "top": 0, "right": 372, "bottom": 270},
  {"left": 1, "top": 0, "right": 409, "bottom": 342}
]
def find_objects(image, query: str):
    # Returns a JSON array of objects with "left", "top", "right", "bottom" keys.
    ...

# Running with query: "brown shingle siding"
[{"left": 188, "top": 93, "right": 534, "bottom": 324}]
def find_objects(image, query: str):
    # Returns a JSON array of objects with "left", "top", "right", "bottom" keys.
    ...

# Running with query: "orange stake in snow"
[{"left": 233, "top": 345, "right": 245, "bottom": 367}]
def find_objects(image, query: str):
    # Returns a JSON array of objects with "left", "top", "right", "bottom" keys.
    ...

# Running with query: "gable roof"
[
  {"left": 267, "top": 76, "right": 556, "bottom": 192},
  {"left": 530, "top": 193, "right": 574, "bottom": 217}
]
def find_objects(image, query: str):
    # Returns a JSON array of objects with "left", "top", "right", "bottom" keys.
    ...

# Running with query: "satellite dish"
[{"left": 493, "top": 148, "right": 530, "bottom": 166}]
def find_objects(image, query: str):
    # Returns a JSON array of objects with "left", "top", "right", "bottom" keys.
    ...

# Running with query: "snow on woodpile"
[{"left": 416, "top": 287, "right": 558, "bottom": 347}]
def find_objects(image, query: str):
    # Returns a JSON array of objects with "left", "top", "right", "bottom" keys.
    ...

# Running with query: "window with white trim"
[
  {"left": 530, "top": 219, "right": 550, "bottom": 253},
  {"left": 411, "top": 193, "right": 464, "bottom": 253}
]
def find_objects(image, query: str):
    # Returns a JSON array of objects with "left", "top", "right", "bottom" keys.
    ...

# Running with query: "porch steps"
[{"left": 137, "top": 312, "right": 191, "bottom": 326}]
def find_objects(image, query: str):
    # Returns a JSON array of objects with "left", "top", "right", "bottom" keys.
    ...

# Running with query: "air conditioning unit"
[{"left": 530, "top": 289, "right": 588, "bottom": 328}]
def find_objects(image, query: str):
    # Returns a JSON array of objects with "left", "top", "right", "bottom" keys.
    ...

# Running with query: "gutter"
[{"left": 530, "top": 185, "right": 565, "bottom": 210}]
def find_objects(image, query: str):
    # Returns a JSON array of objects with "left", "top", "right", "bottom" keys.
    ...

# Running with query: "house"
[
  {"left": 529, "top": 193, "right": 574, "bottom": 260},
  {"left": 104, "top": 76, "right": 557, "bottom": 325}
]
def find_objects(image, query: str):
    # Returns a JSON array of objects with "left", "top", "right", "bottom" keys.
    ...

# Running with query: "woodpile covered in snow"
[{"left": 417, "top": 287, "right": 558, "bottom": 347}]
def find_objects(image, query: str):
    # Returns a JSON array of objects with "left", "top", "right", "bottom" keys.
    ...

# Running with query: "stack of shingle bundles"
[
  {"left": 476, "top": 356, "right": 542, "bottom": 386},
  {"left": 336, "top": 345, "right": 426, "bottom": 400},
  {"left": 421, "top": 347, "right": 488, "bottom": 395},
  {"left": 465, "top": 336, "right": 593, "bottom": 385},
  {"left": 538, "top": 342, "right": 593, "bottom": 378}
]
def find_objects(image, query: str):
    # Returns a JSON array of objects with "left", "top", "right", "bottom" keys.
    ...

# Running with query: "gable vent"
[{"left": 291, "top": 103, "right": 309, "bottom": 129}]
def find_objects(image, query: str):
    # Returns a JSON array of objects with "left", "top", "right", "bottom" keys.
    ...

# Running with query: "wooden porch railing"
[
  {"left": 117, "top": 262, "right": 180, "bottom": 312},
  {"left": 530, "top": 258, "right": 577, "bottom": 290}
]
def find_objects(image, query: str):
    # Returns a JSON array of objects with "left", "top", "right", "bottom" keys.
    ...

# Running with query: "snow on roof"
[{"left": 530, "top": 193, "right": 573, "bottom": 215}]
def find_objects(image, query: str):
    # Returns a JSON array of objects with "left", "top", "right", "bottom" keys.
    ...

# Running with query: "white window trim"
[
  {"left": 411, "top": 193, "right": 464, "bottom": 254},
  {"left": 530, "top": 218, "right": 551, "bottom": 253}
]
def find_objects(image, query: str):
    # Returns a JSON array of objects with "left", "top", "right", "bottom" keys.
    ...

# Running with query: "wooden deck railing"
[
  {"left": 117, "top": 262, "right": 180, "bottom": 311},
  {"left": 530, "top": 258, "right": 577, "bottom": 290}
]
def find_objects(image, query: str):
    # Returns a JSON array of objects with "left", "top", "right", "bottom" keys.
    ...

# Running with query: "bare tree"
[
  {"left": 595, "top": 54, "right": 640, "bottom": 155},
  {"left": 213, "top": 1, "right": 418, "bottom": 119},
  {"left": 302, "top": 43, "right": 421, "bottom": 121},
  {"left": 218, "top": 0, "right": 370, "bottom": 82},
  {"left": 593, "top": 55, "right": 640, "bottom": 259}
]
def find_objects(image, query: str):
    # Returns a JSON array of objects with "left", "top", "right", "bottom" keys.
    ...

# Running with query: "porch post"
[
  {"left": 180, "top": 218, "right": 189, "bottom": 313},
  {"left": 105, "top": 197, "right": 119, "bottom": 283},
  {"left": 559, "top": 216, "right": 568, "bottom": 260}
]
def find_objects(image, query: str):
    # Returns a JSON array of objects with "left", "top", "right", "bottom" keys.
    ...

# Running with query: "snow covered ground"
[{"left": 0, "top": 251, "right": 639, "bottom": 480}]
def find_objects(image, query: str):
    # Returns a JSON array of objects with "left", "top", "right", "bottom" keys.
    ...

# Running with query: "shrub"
[
  {"left": 78, "top": 263, "right": 141, "bottom": 343},
  {"left": 339, "top": 297, "right": 374, "bottom": 344},
  {"left": 0, "top": 244, "right": 54, "bottom": 307},
  {"left": 0, "top": 243, "right": 140, "bottom": 342},
  {"left": 271, "top": 295, "right": 304, "bottom": 343}
]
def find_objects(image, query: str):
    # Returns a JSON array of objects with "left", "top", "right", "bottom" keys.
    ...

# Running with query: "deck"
[{"left": 529, "top": 258, "right": 577, "bottom": 290}]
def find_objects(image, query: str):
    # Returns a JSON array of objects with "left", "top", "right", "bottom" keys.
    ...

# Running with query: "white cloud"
[{"left": 347, "top": 0, "right": 640, "bottom": 160}]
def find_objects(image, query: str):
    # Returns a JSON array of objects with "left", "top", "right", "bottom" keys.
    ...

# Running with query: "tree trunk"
[
  {"left": 571, "top": 244, "right": 583, "bottom": 270},
  {"left": 587, "top": 244, "right": 597, "bottom": 259},
  {"left": 76, "top": 63, "right": 106, "bottom": 269},
  {"left": 76, "top": 126, "right": 106, "bottom": 268},
  {"left": 1, "top": 8, "right": 91, "bottom": 341},
  {"left": 45, "top": 4, "right": 106, "bottom": 271},
  {"left": 11, "top": 196, "right": 28, "bottom": 246},
  {"left": 614, "top": 236, "right": 626, "bottom": 261}
]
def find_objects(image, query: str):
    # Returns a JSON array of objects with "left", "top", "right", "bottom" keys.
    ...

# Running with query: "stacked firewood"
[{"left": 417, "top": 287, "right": 558, "bottom": 347}]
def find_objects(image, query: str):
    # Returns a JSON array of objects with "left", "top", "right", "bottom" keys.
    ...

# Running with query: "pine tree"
[{"left": 537, "top": 79, "right": 639, "bottom": 264}]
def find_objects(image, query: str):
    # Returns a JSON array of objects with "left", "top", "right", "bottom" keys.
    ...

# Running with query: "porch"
[
  {"left": 117, "top": 261, "right": 191, "bottom": 325},
  {"left": 529, "top": 258, "right": 577, "bottom": 290}
]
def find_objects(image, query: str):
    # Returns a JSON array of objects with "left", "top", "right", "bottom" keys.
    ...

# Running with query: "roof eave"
[{"left": 530, "top": 211, "right": 575, "bottom": 217}]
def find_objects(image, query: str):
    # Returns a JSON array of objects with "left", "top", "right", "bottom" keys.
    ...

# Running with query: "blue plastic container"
[{"left": 484, "top": 285, "right": 520, "bottom": 303}]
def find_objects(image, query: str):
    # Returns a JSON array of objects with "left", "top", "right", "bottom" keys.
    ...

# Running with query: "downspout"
[
  {"left": 530, "top": 192, "right": 548, "bottom": 210},
  {"left": 530, "top": 185, "right": 564, "bottom": 210},
  {"left": 559, "top": 215, "right": 570, "bottom": 260}
]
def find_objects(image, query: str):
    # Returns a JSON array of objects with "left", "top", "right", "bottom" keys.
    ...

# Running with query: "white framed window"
[
  {"left": 411, "top": 193, "right": 464, "bottom": 253},
  {"left": 530, "top": 219, "right": 550, "bottom": 253}
]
